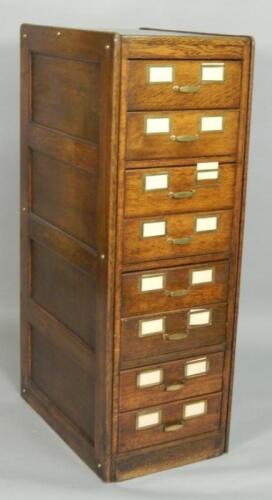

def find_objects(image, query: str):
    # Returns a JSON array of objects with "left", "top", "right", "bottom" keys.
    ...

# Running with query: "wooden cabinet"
[{"left": 20, "top": 25, "right": 254, "bottom": 482}]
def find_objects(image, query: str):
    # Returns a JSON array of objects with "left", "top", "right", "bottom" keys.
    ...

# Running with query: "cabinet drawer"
[
  {"left": 119, "top": 352, "right": 224, "bottom": 412},
  {"left": 123, "top": 210, "right": 232, "bottom": 264},
  {"left": 126, "top": 110, "right": 239, "bottom": 160},
  {"left": 120, "top": 303, "right": 227, "bottom": 365},
  {"left": 122, "top": 261, "right": 229, "bottom": 317},
  {"left": 118, "top": 392, "right": 222, "bottom": 452},
  {"left": 125, "top": 163, "right": 235, "bottom": 217},
  {"left": 127, "top": 60, "right": 241, "bottom": 111}
]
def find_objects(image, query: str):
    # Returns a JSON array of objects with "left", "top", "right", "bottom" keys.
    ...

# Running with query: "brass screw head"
[
  {"left": 105, "top": 44, "right": 110, "bottom": 50},
  {"left": 57, "top": 31, "right": 61, "bottom": 36},
  {"left": 100, "top": 254, "right": 105, "bottom": 260},
  {"left": 22, "top": 33, "right": 27, "bottom": 38}
]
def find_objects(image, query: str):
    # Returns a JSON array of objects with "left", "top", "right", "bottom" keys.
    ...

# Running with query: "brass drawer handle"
[
  {"left": 170, "top": 134, "right": 199, "bottom": 142},
  {"left": 164, "top": 383, "right": 184, "bottom": 392},
  {"left": 163, "top": 332, "right": 188, "bottom": 341},
  {"left": 167, "top": 236, "right": 192, "bottom": 245},
  {"left": 164, "top": 289, "right": 189, "bottom": 297},
  {"left": 163, "top": 421, "right": 185, "bottom": 432},
  {"left": 173, "top": 84, "right": 200, "bottom": 93},
  {"left": 168, "top": 190, "right": 195, "bottom": 199}
]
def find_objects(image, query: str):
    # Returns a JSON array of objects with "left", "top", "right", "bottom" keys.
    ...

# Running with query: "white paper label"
[
  {"left": 148, "top": 66, "right": 174, "bottom": 83},
  {"left": 141, "top": 274, "right": 164, "bottom": 292},
  {"left": 185, "top": 358, "right": 208, "bottom": 377},
  {"left": 184, "top": 400, "right": 207, "bottom": 419},
  {"left": 196, "top": 216, "right": 218, "bottom": 232},
  {"left": 140, "top": 317, "right": 165, "bottom": 336},
  {"left": 137, "top": 369, "right": 163, "bottom": 388},
  {"left": 137, "top": 410, "right": 161, "bottom": 429},
  {"left": 201, "top": 116, "right": 223, "bottom": 132},
  {"left": 197, "top": 162, "right": 219, "bottom": 181},
  {"left": 145, "top": 173, "right": 169, "bottom": 191},
  {"left": 201, "top": 63, "right": 225, "bottom": 82},
  {"left": 189, "top": 309, "right": 211, "bottom": 326},
  {"left": 191, "top": 268, "right": 213, "bottom": 285},
  {"left": 145, "top": 117, "right": 170, "bottom": 134},
  {"left": 142, "top": 220, "right": 166, "bottom": 238}
]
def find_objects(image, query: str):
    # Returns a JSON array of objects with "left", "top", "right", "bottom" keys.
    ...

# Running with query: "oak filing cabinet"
[{"left": 20, "top": 25, "right": 254, "bottom": 481}]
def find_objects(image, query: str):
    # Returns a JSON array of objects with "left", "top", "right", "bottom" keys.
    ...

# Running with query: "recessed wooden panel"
[
  {"left": 118, "top": 392, "right": 222, "bottom": 452},
  {"left": 122, "top": 261, "right": 229, "bottom": 317},
  {"left": 31, "top": 241, "right": 96, "bottom": 348},
  {"left": 31, "top": 151, "right": 97, "bottom": 247},
  {"left": 127, "top": 60, "right": 241, "bottom": 110},
  {"left": 31, "top": 327, "right": 95, "bottom": 440},
  {"left": 124, "top": 163, "right": 235, "bottom": 218},
  {"left": 32, "top": 54, "right": 100, "bottom": 142},
  {"left": 119, "top": 352, "right": 224, "bottom": 412},
  {"left": 120, "top": 303, "right": 227, "bottom": 366},
  {"left": 123, "top": 210, "right": 232, "bottom": 264}
]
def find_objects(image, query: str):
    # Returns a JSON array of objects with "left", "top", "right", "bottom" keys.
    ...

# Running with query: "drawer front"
[
  {"left": 125, "top": 163, "right": 235, "bottom": 218},
  {"left": 127, "top": 60, "right": 242, "bottom": 111},
  {"left": 122, "top": 261, "right": 229, "bottom": 317},
  {"left": 123, "top": 210, "right": 232, "bottom": 264},
  {"left": 119, "top": 352, "right": 224, "bottom": 412},
  {"left": 120, "top": 303, "right": 227, "bottom": 365},
  {"left": 118, "top": 392, "right": 222, "bottom": 452},
  {"left": 126, "top": 110, "right": 239, "bottom": 160}
]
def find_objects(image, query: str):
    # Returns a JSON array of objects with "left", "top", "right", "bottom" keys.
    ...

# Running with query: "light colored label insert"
[
  {"left": 201, "top": 116, "right": 223, "bottom": 132},
  {"left": 142, "top": 220, "right": 166, "bottom": 238},
  {"left": 185, "top": 357, "right": 209, "bottom": 377},
  {"left": 145, "top": 117, "right": 170, "bottom": 134},
  {"left": 197, "top": 161, "right": 219, "bottom": 181},
  {"left": 189, "top": 308, "right": 211, "bottom": 326},
  {"left": 136, "top": 410, "right": 161, "bottom": 429},
  {"left": 144, "top": 173, "right": 169, "bottom": 191},
  {"left": 196, "top": 216, "right": 218, "bottom": 232},
  {"left": 191, "top": 268, "right": 213, "bottom": 285},
  {"left": 183, "top": 400, "right": 207, "bottom": 419},
  {"left": 141, "top": 274, "right": 164, "bottom": 292},
  {"left": 148, "top": 66, "right": 174, "bottom": 83},
  {"left": 140, "top": 317, "right": 165, "bottom": 336},
  {"left": 201, "top": 63, "right": 225, "bottom": 82},
  {"left": 137, "top": 369, "right": 163, "bottom": 388}
]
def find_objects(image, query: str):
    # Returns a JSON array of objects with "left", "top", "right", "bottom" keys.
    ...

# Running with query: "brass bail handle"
[
  {"left": 163, "top": 332, "right": 189, "bottom": 341},
  {"left": 163, "top": 421, "right": 185, "bottom": 432},
  {"left": 168, "top": 190, "right": 195, "bottom": 199},
  {"left": 170, "top": 134, "right": 199, "bottom": 142}
]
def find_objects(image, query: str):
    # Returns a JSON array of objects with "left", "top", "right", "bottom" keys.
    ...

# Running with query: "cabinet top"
[{"left": 21, "top": 24, "right": 252, "bottom": 41}]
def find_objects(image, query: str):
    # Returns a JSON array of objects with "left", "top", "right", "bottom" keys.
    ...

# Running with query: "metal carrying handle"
[
  {"left": 163, "top": 332, "right": 188, "bottom": 341},
  {"left": 164, "top": 289, "right": 189, "bottom": 297},
  {"left": 170, "top": 134, "right": 199, "bottom": 142},
  {"left": 172, "top": 84, "right": 200, "bottom": 94},
  {"left": 167, "top": 236, "right": 192, "bottom": 245},
  {"left": 163, "top": 421, "right": 185, "bottom": 432},
  {"left": 168, "top": 190, "right": 195, "bottom": 199}
]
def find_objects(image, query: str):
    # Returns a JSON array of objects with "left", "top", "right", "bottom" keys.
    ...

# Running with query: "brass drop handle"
[
  {"left": 164, "top": 382, "right": 185, "bottom": 391},
  {"left": 163, "top": 332, "right": 188, "bottom": 341},
  {"left": 167, "top": 236, "right": 192, "bottom": 245},
  {"left": 170, "top": 134, "right": 199, "bottom": 142},
  {"left": 163, "top": 421, "right": 185, "bottom": 432},
  {"left": 164, "top": 289, "right": 189, "bottom": 298},
  {"left": 168, "top": 190, "right": 195, "bottom": 199},
  {"left": 173, "top": 84, "right": 200, "bottom": 93}
]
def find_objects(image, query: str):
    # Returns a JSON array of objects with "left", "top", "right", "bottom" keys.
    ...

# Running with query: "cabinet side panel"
[{"left": 20, "top": 25, "right": 120, "bottom": 480}]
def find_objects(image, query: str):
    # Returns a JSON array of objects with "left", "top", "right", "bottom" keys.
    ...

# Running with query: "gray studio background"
[{"left": 0, "top": 0, "right": 271, "bottom": 498}]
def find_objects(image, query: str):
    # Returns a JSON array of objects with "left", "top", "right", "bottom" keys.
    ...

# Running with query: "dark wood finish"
[
  {"left": 122, "top": 261, "right": 229, "bottom": 317},
  {"left": 125, "top": 163, "right": 235, "bottom": 217},
  {"left": 127, "top": 60, "right": 241, "bottom": 111},
  {"left": 118, "top": 392, "right": 222, "bottom": 452},
  {"left": 120, "top": 303, "right": 227, "bottom": 366},
  {"left": 20, "top": 25, "right": 254, "bottom": 482},
  {"left": 126, "top": 110, "right": 239, "bottom": 160},
  {"left": 119, "top": 351, "right": 224, "bottom": 411},
  {"left": 123, "top": 210, "right": 232, "bottom": 263}
]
